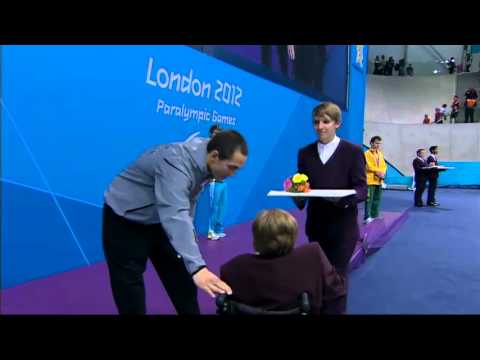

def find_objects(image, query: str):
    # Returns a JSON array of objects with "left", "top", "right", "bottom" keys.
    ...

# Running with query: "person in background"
[
  {"left": 440, "top": 104, "right": 448, "bottom": 122},
  {"left": 398, "top": 58, "right": 406, "bottom": 76},
  {"left": 426, "top": 146, "right": 442, "bottom": 207},
  {"left": 380, "top": 55, "right": 386, "bottom": 75},
  {"left": 385, "top": 56, "right": 395, "bottom": 76},
  {"left": 208, "top": 125, "right": 229, "bottom": 241},
  {"left": 406, "top": 64, "right": 414, "bottom": 76},
  {"left": 394, "top": 61, "right": 400, "bottom": 75},
  {"left": 413, "top": 149, "right": 432, "bottom": 207},
  {"left": 464, "top": 87, "right": 478, "bottom": 123},
  {"left": 373, "top": 55, "right": 381, "bottom": 75},
  {"left": 448, "top": 57, "right": 456, "bottom": 74},
  {"left": 450, "top": 95, "right": 461, "bottom": 124},
  {"left": 423, "top": 114, "right": 432, "bottom": 124},
  {"left": 434, "top": 108, "right": 443, "bottom": 124},
  {"left": 465, "top": 53, "right": 472, "bottom": 72},
  {"left": 364, "top": 136, "right": 387, "bottom": 224}
]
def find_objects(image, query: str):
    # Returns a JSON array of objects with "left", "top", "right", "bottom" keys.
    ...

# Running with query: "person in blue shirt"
[{"left": 208, "top": 125, "right": 229, "bottom": 240}]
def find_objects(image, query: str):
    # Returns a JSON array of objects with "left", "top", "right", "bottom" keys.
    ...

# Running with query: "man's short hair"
[
  {"left": 207, "top": 130, "right": 248, "bottom": 160},
  {"left": 370, "top": 136, "right": 382, "bottom": 144},
  {"left": 312, "top": 102, "right": 342, "bottom": 123},
  {"left": 253, "top": 209, "right": 298, "bottom": 257},
  {"left": 417, "top": 149, "right": 425, "bottom": 156},
  {"left": 429, "top": 145, "right": 438, "bottom": 153}
]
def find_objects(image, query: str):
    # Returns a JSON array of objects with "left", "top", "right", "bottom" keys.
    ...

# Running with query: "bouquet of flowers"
[{"left": 283, "top": 173, "right": 310, "bottom": 193}]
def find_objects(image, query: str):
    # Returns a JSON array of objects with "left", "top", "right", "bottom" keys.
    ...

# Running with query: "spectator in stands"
[
  {"left": 406, "top": 64, "right": 414, "bottom": 76},
  {"left": 450, "top": 95, "right": 461, "bottom": 123},
  {"left": 465, "top": 53, "right": 472, "bottom": 72},
  {"left": 220, "top": 209, "right": 347, "bottom": 314},
  {"left": 364, "top": 136, "right": 387, "bottom": 224},
  {"left": 385, "top": 56, "right": 395, "bottom": 76},
  {"left": 373, "top": 56, "right": 381, "bottom": 75},
  {"left": 434, "top": 108, "right": 443, "bottom": 124},
  {"left": 448, "top": 57, "right": 456, "bottom": 74},
  {"left": 397, "top": 58, "right": 406, "bottom": 76},
  {"left": 380, "top": 55, "right": 386, "bottom": 75},
  {"left": 423, "top": 114, "right": 431, "bottom": 124},
  {"left": 440, "top": 104, "right": 448, "bottom": 122},
  {"left": 465, "top": 87, "right": 478, "bottom": 123}
]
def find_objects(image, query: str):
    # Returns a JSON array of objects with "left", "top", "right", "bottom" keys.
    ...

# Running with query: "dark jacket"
[
  {"left": 413, "top": 157, "right": 432, "bottom": 181},
  {"left": 220, "top": 243, "right": 347, "bottom": 314},
  {"left": 427, "top": 155, "right": 439, "bottom": 179},
  {"left": 296, "top": 139, "right": 367, "bottom": 275},
  {"left": 297, "top": 139, "right": 367, "bottom": 238}
]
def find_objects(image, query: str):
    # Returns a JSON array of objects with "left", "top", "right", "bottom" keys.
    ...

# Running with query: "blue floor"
[{"left": 348, "top": 188, "right": 480, "bottom": 314}]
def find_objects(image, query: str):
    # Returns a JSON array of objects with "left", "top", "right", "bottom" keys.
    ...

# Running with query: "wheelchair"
[{"left": 216, "top": 292, "right": 311, "bottom": 315}]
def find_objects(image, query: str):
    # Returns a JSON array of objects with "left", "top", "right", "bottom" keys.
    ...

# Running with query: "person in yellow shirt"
[{"left": 364, "top": 136, "right": 387, "bottom": 224}]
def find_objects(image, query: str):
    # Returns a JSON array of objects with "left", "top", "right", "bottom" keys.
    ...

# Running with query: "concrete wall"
[
  {"left": 364, "top": 122, "right": 480, "bottom": 175},
  {"left": 365, "top": 74, "right": 456, "bottom": 124},
  {"left": 365, "top": 72, "right": 480, "bottom": 174}
]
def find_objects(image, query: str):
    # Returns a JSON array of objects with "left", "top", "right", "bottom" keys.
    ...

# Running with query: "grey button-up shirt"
[{"left": 104, "top": 137, "right": 212, "bottom": 274}]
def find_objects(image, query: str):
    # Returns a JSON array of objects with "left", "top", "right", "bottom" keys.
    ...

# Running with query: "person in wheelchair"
[{"left": 219, "top": 209, "right": 347, "bottom": 314}]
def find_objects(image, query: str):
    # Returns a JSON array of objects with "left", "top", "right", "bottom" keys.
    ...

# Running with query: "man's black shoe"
[
  {"left": 415, "top": 203, "right": 424, "bottom": 207},
  {"left": 427, "top": 202, "right": 439, "bottom": 207}
]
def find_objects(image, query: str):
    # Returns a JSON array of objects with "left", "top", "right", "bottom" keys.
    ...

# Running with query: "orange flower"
[{"left": 297, "top": 184, "right": 305, "bottom": 192}]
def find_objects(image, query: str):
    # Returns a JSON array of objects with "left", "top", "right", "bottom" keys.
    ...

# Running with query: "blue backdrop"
[{"left": 1, "top": 45, "right": 367, "bottom": 288}]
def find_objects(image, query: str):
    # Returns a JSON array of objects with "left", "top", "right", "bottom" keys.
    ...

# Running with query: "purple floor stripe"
[{"left": 1, "top": 209, "right": 407, "bottom": 314}]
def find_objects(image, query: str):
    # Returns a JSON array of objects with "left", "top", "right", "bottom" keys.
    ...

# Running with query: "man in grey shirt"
[{"left": 103, "top": 130, "right": 248, "bottom": 314}]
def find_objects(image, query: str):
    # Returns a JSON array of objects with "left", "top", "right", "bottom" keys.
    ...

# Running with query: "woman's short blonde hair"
[
  {"left": 252, "top": 209, "right": 298, "bottom": 257},
  {"left": 312, "top": 102, "right": 342, "bottom": 123}
]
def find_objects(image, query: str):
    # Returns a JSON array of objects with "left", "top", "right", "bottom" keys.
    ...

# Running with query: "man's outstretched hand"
[{"left": 193, "top": 267, "right": 232, "bottom": 298}]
